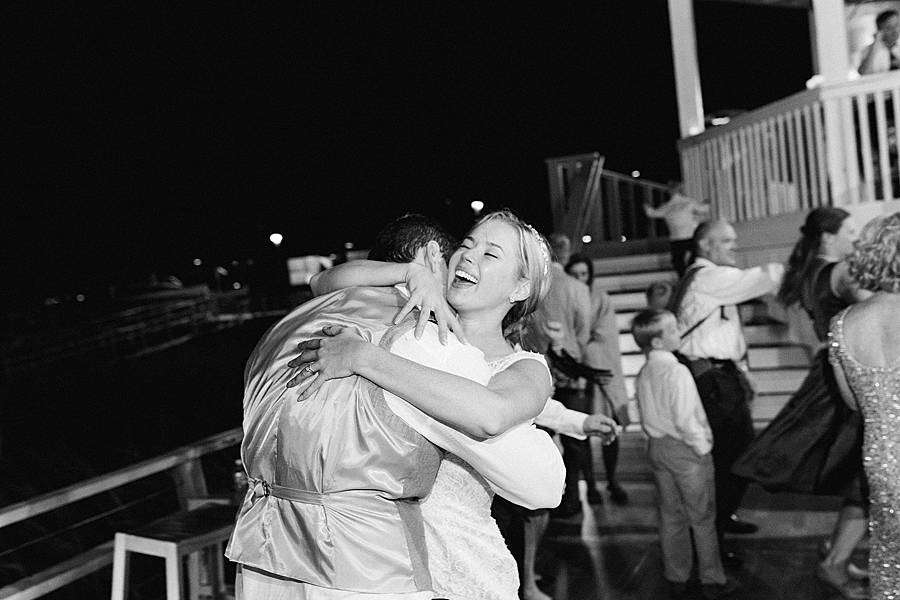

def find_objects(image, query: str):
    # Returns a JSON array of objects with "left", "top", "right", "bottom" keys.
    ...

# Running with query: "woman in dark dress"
[{"left": 732, "top": 207, "right": 871, "bottom": 598}]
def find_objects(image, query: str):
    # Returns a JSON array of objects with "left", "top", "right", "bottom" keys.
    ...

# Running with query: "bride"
[{"left": 289, "top": 209, "right": 570, "bottom": 600}]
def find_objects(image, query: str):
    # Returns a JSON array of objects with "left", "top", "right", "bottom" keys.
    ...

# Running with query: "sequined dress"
[
  {"left": 421, "top": 350, "right": 549, "bottom": 600},
  {"left": 830, "top": 308, "right": 900, "bottom": 599}
]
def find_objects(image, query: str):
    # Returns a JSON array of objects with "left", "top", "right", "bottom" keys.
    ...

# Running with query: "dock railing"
[{"left": 0, "top": 427, "right": 242, "bottom": 600}]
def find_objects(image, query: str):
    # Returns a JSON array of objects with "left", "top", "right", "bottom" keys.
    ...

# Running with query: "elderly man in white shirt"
[{"left": 667, "top": 219, "right": 784, "bottom": 567}]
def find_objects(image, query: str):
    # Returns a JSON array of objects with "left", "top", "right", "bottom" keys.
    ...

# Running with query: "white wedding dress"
[{"left": 421, "top": 350, "right": 549, "bottom": 600}]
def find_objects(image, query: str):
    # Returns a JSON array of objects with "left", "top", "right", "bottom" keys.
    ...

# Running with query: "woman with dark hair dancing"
[{"left": 732, "top": 207, "right": 871, "bottom": 598}]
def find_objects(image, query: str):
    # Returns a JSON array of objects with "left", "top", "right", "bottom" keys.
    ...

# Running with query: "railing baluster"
[
  {"left": 750, "top": 123, "right": 764, "bottom": 219},
  {"left": 840, "top": 95, "right": 862, "bottom": 204},
  {"left": 856, "top": 93, "right": 876, "bottom": 203},
  {"left": 775, "top": 115, "right": 788, "bottom": 214},
  {"left": 785, "top": 109, "right": 800, "bottom": 213},
  {"left": 725, "top": 135, "right": 738, "bottom": 221},
  {"left": 803, "top": 105, "right": 818, "bottom": 208},
  {"left": 761, "top": 118, "right": 775, "bottom": 217},
  {"left": 812, "top": 101, "right": 829, "bottom": 206},
  {"left": 792, "top": 109, "right": 809, "bottom": 211},
  {"left": 874, "top": 89, "right": 894, "bottom": 201}
]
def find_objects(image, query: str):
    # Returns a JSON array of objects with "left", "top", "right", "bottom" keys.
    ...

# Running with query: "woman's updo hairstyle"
[
  {"left": 777, "top": 207, "right": 851, "bottom": 307},
  {"left": 846, "top": 212, "right": 900, "bottom": 293}
]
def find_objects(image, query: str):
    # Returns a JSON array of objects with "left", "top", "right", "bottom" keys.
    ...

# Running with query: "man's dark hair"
[
  {"left": 877, "top": 9, "right": 898, "bottom": 30},
  {"left": 368, "top": 213, "right": 457, "bottom": 264}
]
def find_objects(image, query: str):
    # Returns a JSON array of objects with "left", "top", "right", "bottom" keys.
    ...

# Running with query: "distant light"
[
  {"left": 231, "top": 260, "right": 240, "bottom": 267},
  {"left": 193, "top": 258, "right": 203, "bottom": 267},
  {"left": 232, "top": 282, "right": 242, "bottom": 290},
  {"left": 620, "top": 235, "right": 628, "bottom": 242},
  {"left": 688, "top": 125, "right": 702, "bottom": 136},
  {"left": 471, "top": 200, "right": 484, "bottom": 215},
  {"left": 581, "top": 235, "right": 592, "bottom": 244},
  {"left": 710, "top": 116, "right": 731, "bottom": 126},
  {"left": 215, "top": 266, "right": 229, "bottom": 277},
  {"left": 75, "top": 294, "right": 85, "bottom": 302},
  {"left": 44, "top": 297, "right": 59, "bottom": 306},
  {"left": 344, "top": 241, "right": 354, "bottom": 250},
  {"left": 269, "top": 233, "right": 284, "bottom": 247},
  {"left": 631, "top": 170, "right": 640, "bottom": 178}
]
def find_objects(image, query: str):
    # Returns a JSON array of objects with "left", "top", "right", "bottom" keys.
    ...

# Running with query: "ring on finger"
[{"left": 303, "top": 364, "right": 313, "bottom": 375}]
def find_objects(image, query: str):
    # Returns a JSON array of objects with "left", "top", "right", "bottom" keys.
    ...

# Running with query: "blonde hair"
[
  {"left": 472, "top": 209, "right": 553, "bottom": 341},
  {"left": 847, "top": 212, "right": 900, "bottom": 293}
]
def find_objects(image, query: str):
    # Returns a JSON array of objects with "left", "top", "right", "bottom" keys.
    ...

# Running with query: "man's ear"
[
  {"left": 697, "top": 237, "right": 710, "bottom": 256},
  {"left": 425, "top": 240, "right": 444, "bottom": 274},
  {"left": 510, "top": 278, "right": 532, "bottom": 303},
  {"left": 650, "top": 336, "right": 664, "bottom": 350}
]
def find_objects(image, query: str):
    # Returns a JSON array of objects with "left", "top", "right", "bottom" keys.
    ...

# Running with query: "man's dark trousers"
[{"left": 692, "top": 360, "right": 755, "bottom": 542}]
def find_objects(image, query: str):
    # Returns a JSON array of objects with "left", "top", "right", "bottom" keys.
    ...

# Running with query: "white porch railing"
[{"left": 678, "top": 71, "right": 900, "bottom": 221}]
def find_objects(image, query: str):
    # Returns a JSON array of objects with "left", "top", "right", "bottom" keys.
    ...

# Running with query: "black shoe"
[
  {"left": 667, "top": 580, "right": 689, "bottom": 599},
  {"left": 720, "top": 551, "right": 743, "bottom": 569},
  {"left": 586, "top": 487, "right": 604, "bottom": 505},
  {"left": 701, "top": 576, "right": 740, "bottom": 599},
  {"left": 723, "top": 514, "right": 758, "bottom": 534},
  {"left": 608, "top": 482, "right": 629, "bottom": 505}
]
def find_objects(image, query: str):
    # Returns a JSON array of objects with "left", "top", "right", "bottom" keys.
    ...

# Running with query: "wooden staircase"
[{"left": 590, "top": 252, "right": 812, "bottom": 482}]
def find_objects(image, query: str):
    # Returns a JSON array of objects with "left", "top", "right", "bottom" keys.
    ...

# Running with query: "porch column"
[
  {"left": 811, "top": 0, "right": 854, "bottom": 205},
  {"left": 668, "top": 0, "right": 705, "bottom": 138},
  {"left": 810, "top": 0, "right": 850, "bottom": 84}
]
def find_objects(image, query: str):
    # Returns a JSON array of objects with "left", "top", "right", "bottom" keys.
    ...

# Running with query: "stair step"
[
  {"left": 593, "top": 270, "right": 678, "bottom": 295},
  {"left": 617, "top": 346, "right": 810, "bottom": 377},
  {"left": 591, "top": 253, "right": 672, "bottom": 276},
  {"left": 610, "top": 292, "right": 649, "bottom": 312},
  {"left": 747, "top": 368, "right": 808, "bottom": 394},
  {"left": 746, "top": 346, "right": 811, "bottom": 369},
  {"left": 618, "top": 324, "right": 801, "bottom": 354},
  {"left": 623, "top": 367, "right": 807, "bottom": 398},
  {"left": 753, "top": 394, "right": 793, "bottom": 421}
]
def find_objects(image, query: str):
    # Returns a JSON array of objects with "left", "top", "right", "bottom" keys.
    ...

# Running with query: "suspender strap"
[{"left": 667, "top": 264, "right": 717, "bottom": 341}]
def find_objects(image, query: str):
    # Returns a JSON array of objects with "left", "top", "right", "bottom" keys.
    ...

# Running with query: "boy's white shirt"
[{"left": 633, "top": 349, "right": 713, "bottom": 456}]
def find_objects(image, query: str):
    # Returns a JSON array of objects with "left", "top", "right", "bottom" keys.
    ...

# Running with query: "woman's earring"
[{"left": 508, "top": 295, "right": 516, "bottom": 304}]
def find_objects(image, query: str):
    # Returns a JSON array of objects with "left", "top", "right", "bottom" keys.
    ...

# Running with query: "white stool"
[{"left": 110, "top": 503, "right": 235, "bottom": 600}]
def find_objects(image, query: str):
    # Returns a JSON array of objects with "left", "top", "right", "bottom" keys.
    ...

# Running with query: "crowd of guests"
[{"left": 223, "top": 198, "right": 900, "bottom": 600}]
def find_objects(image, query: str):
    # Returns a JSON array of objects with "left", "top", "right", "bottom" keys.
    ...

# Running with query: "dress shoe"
[
  {"left": 816, "top": 563, "right": 870, "bottom": 599},
  {"left": 700, "top": 576, "right": 740, "bottom": 599},
  {"left": 586, "top": 487, "right": 604, "bottom": 505},
  {"left": 723, "top": 514, "right": 758, "bottom": 534},
  {"left": 667, "top": 579, "right": 690, "bottom": 599},
  {"left": 607, "top": 481, "right": 629, "bottom": 505},
  {"left": 719, "top": 551, "right": 743, "bottom": 569}
]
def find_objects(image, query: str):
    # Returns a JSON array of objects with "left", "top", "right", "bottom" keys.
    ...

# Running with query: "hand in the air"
[
  {"left": 394, "top": 262, "right": 465, "bottom": 345},
  {"left": 286, "top": 325, "right": 370, "bottom": 401}
]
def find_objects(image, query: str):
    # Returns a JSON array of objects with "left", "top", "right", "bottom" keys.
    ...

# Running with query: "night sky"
[{"left": 6, "top": 2, "right": 813, "bottom": 312}]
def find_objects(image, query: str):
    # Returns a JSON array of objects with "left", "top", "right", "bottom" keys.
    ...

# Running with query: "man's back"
[{"left": 226, "top": 286, "right": 443, "bottom": 593}]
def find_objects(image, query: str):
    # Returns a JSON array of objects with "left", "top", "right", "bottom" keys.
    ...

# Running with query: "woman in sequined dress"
[{"left": 830, "top": 212, "right": 900, "bottom": 600}]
